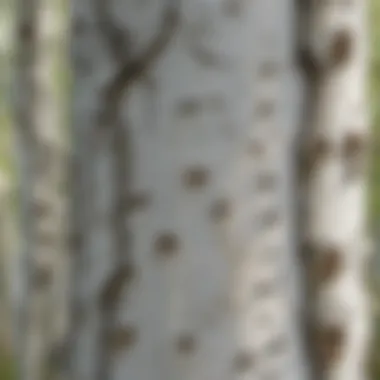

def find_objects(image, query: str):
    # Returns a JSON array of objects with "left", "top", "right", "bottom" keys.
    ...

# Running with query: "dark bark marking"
[
  {"left": 154, "top": 232, "right": 180, "bottom": 258},
  {"left": 107, "top": 325, "right": 138, "bottom": 353},
  {"left": 210, "top": 198, "right": 231, "bottom": 222},
  {"left": 315, "top": 246, "right": 343, "bottom": 284},
  {"left": 182, "top": 166, "right": 210, "bottom": 189},
  {"left": 297, "top": 47, "right": 322, "bottom": 80},
  {"left": 93, "top": 1, "right": 179, "bottom": 378},
  {"left": 37, "top": 230, "right": 57, "bottom": 247},
  {"left": 175, "top": 333, "right": 197, "bottom": 354},
  {"left": 248, "top": 140, "right": 266, "bottom": 157},
  {"left": 232, "top": 350, "right": 255, "bottom": 373},
  {"left": 256, "top": 100, "right": 276, "bottom": 119},
  {"left": 18, "top": 22, "right": 34, "bottom": 41},
  {"left": 32, "top": 197, "right": 50, "bottom": 217},
  {"left": 256, "top": 172, "right": 277, "bottom": 192},
  {"left": 342, "top": 132, "right": 367, "bottom": 158},
  {"left": 329, "top": 29, "right": 354, "bottom": 68},
  {"left": 99, "top": 264, "right": 136, "bottom": 310},
  {"left": 258, "top": 61, "right": 280, "bottom": 79},
  {"left": 175, "top": 98, "right": 202, "bottom": 117},
  {"left": 300, "top": 136, "right": 333, "bottom": 179},
  {"left": 315, "top": 325, "right": 345, "bottom": 368},
  {"left": 123, "top": 191, "right": 151, "bottom": 213},
  {"left": 33, "top": 265, "right": 53, "bottom": 290}
]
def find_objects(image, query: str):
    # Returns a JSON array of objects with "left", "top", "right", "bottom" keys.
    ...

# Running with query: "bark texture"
[
  {"left": 297, "top": 1, "right": 371, "bottom": 379},
  {"left": 69, "top": 0, "right": 308, "bottom": 379},
  {"left": 13, "top": 0, "right": 67, "bottom": 379}
]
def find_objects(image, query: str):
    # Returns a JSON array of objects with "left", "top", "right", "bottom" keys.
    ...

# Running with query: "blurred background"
[{"left": 0, "top": 0, "right": 379, "bottom": 378}]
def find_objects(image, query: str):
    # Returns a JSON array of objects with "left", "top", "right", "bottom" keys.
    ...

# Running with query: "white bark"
[
  {"left": 12, "top": 0, "right": 67, "bottom": 378},
  {"left": 69, "top": 1, "right": 308, "bottom": 379},
  {"left": 297, "top": 1, "right": 371, "bottom": 379}
]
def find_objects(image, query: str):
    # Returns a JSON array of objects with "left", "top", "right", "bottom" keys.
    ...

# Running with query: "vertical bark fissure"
[
  {"left": 295, "top": 0, "right": 322, "bottom": 378},
  {"left": 93, "top": 1, "right": 180, "bottom": 378}
]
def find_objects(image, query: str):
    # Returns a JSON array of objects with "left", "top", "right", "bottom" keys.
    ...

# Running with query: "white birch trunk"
[
  {"left": 13, "top": 0, "right": 67, "bottom": 379},
  {"left": 297, "top": 0, "right": 371, "bottom": 379},
  {"left": 68, "top": 1, "right": 309, "bottom": 379}
]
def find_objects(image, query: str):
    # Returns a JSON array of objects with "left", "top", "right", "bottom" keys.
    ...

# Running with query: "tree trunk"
[
  {"left": 13, "top": 0, "right": 67, "bottom": 379},
  {"left": 0, "top": 173, "right": 14, "bottom": 354},
  {"left": 68, "top": 1, "right": 309, "bottom": 379},
  {"left": 297, "top": 0, "right": 371, "bottom": 379}
]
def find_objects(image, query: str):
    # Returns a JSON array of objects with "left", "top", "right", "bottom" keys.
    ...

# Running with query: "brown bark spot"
[
  {"left": 315, "top": 325, "right": 345, "bottom": 368},
  {"left": 182, "top": 166, "right": 210, "bottom": 189},
  {"left": 232, "top": 350, "right": 255, "bottom": 373},
  {"left": 329, "top": 30, "right": 353, "bottom": 67},
  {"left": 124, "top": 192, "right": 151, "bottom": 213},
  {"left": 154, "top": 232, "right": 180, "bottom": 258},
  {"left": 18, "top": 23, "right": 34, "bottom": 41},
  {"left": 342, "top": 132, "right": 367, "bottom": 158},
  {"left": 175, "top": 333, "right": 197, "bottom": 354},
  {"left": 256, "top": 100, "right": 276, "bottom": 119},
  {"left": 258, "top": 61, "right": 279, "bottom": 78},
  {"left": 99, "top": 264, "right": 135, "bottom": 310},
  {"left": 248, "top": 140, "right": 265, "bottom": 157},
  {"left": 210, "top": 198, "right": 231, "bottom": 222},
  {"left": 301, "top": 136, "right": 332, "bottom": 177},
  {"left": 176, "top": 98, "right": 202, "bottom": 117},
  {"left": 256, "top": 172, "right": 277, "bottom": 192},
  {"left": 314, "top": 246, "right": 343, "bottom": 284},
  {"left": 298, "top": 48, "right": 321, "bottom": 78},
  {"left": 107, "top": 325, "right": 138, "bottom": 353},
  {"left": 33, "top": 265, "right": 52, "bottom": 290}
]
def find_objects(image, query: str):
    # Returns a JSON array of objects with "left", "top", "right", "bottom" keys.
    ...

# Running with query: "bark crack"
[{"left": 93, "top": 1, "right": 180, "bottom": 378}]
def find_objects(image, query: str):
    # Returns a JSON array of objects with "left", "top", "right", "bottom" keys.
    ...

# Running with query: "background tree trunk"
[
  {"left": 297, "top": 1, "right": 371, "bottom": 379},
  {"left": 13, "top": 0, "right": 67, "bottom": 379},
  {"left": 68, "top": 0, "right": 309, "bottom": 379}
]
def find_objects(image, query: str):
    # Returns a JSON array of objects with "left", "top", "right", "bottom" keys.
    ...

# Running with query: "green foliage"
[
  {"left": 369, "top": 0, "right": 380, "bottom": 228},
  {"left": 0, "top": 347, "right": 16, "bottom": 380}
]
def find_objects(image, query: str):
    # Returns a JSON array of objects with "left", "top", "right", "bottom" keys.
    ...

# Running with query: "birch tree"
[
  {"left": 296, "top": 0, "right": 371, "bottom": 379},
  {"left": 13, "top": 0, "right": 67, "bottom": 379},
  {"left": 68, "top": 0, "right": 310, "bottom": 379}
]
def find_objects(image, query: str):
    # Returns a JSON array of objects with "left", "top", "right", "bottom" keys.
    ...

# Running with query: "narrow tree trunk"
[
  {"left": 297, "top": 1, "right": 371, "bottom": 379},
  {"left": 68, "top": 1, "right": 308, "bottom": 379},
  {"left": 13, "top": 1, "right": 39, "bottom": 378},
  {"left": 0, "top": 173, "right": 14, "bottom": 353},
  {"left": 13, "top": 0, "right": 67, "bottom": 379}
]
